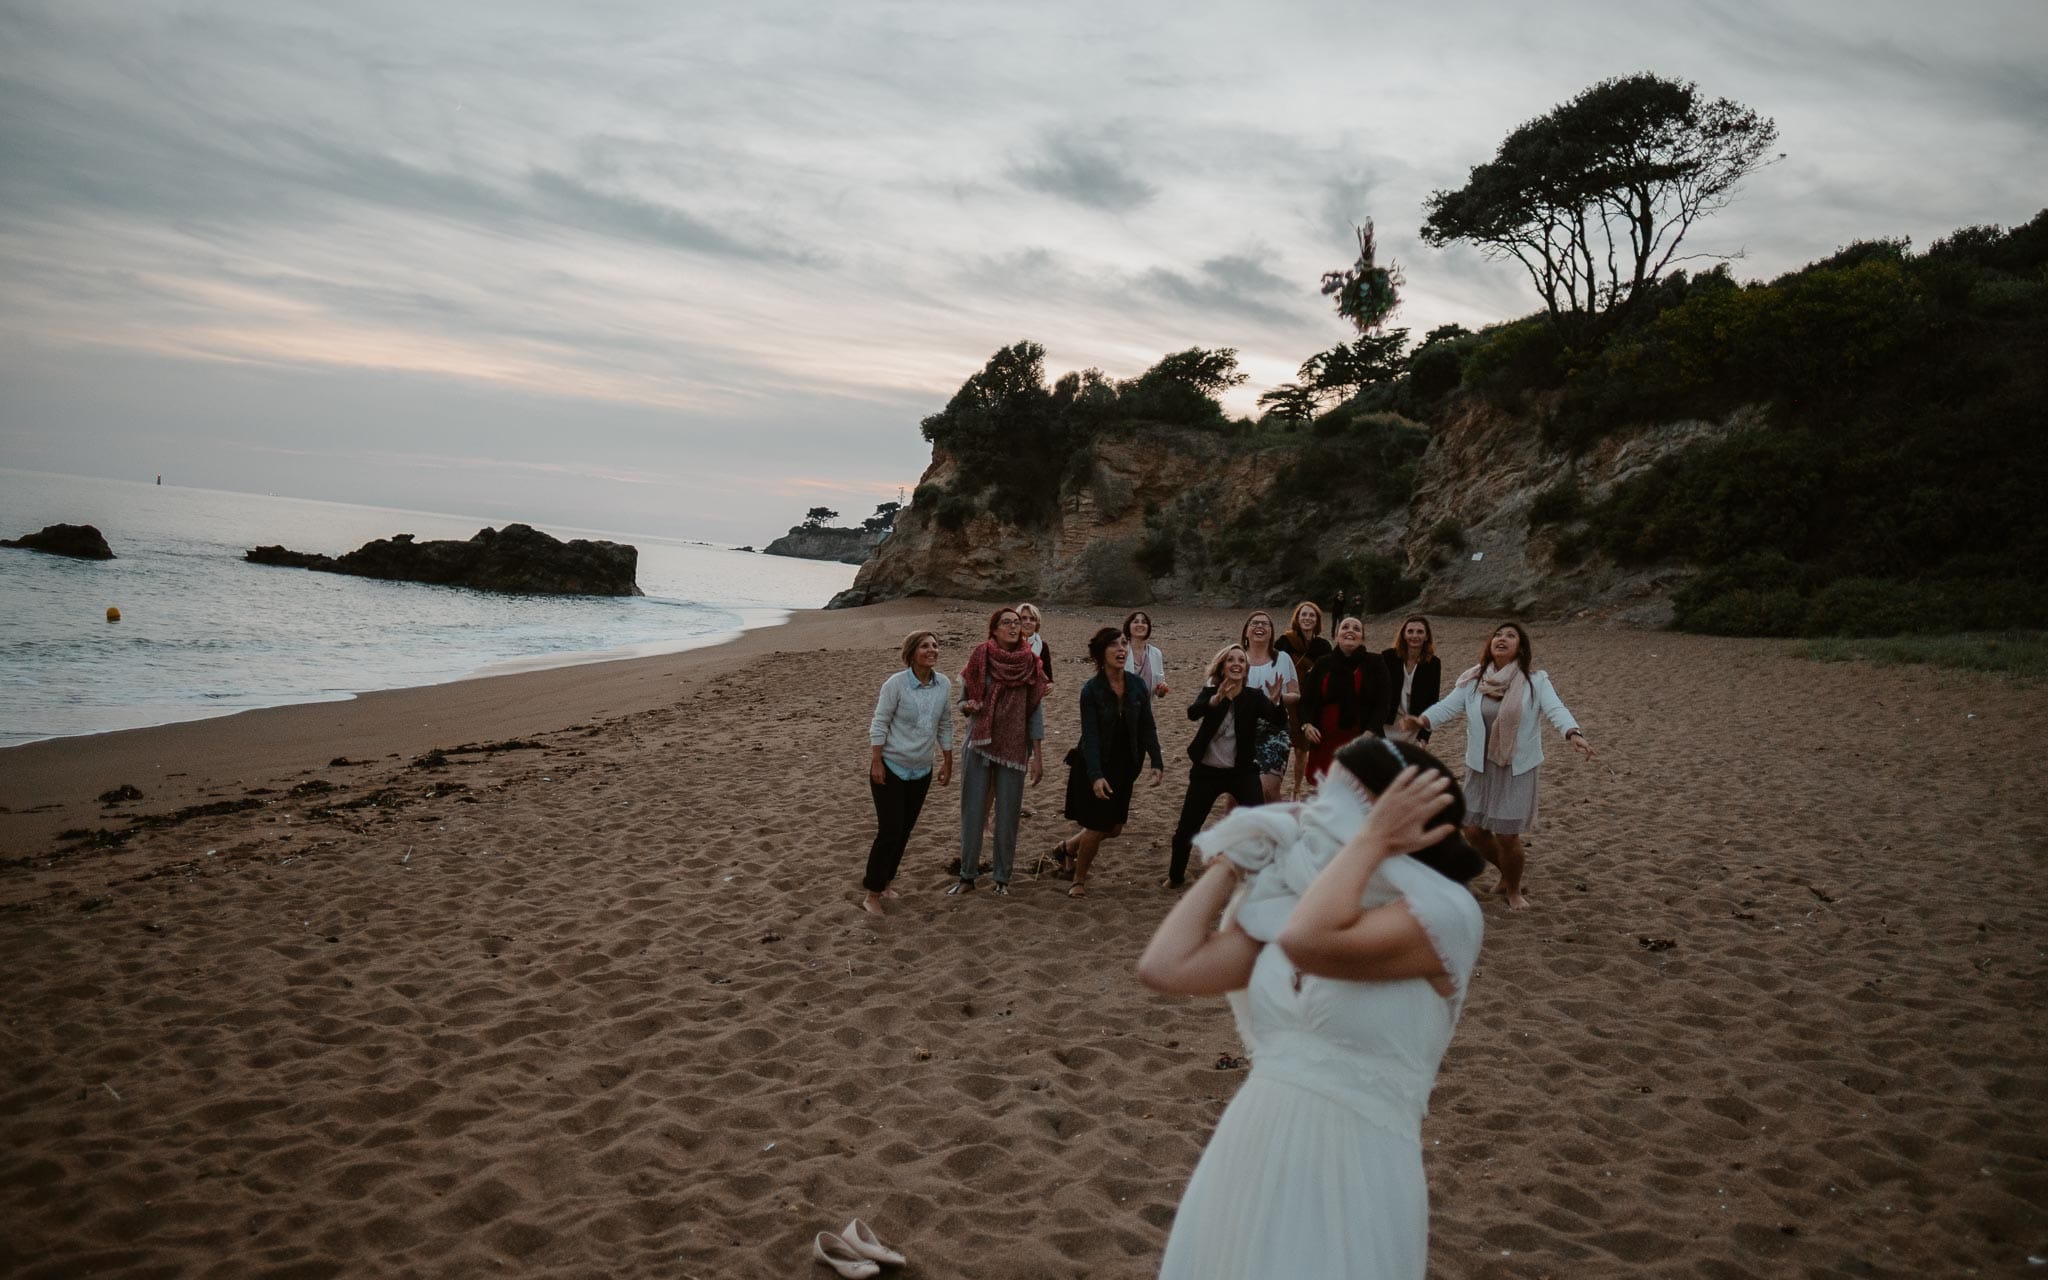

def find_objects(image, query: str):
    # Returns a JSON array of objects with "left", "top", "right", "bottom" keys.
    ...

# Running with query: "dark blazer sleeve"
[
  {"left": 1185, "top": 686, "right": 1221, "bottom": 763},
  {"left": 1134, "top": 683, "right": 1164, "bottom": 771},
  {"left": 1357, "top": 658, "right": 1391, "bottom": 733},
  {"left": 1414, "top": 659, "right": 1441, "bottom": 740},
  {"left": 1227, "top": 691, "right": 1284, "bottom": 770},
  {"left": 1078, "top": 681, "right": 1105, "bottom": 780},
  {"left": 1250, "top": 689, "right": 1286, "bottom": 729},
  {"left": 1296, "top": 663, "right": 1324, "bottom": 726}
]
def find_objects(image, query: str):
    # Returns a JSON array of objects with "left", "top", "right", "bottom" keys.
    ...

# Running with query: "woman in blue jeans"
[{"left": 950, "top": 605, "right": 1048, "bottom": 897}]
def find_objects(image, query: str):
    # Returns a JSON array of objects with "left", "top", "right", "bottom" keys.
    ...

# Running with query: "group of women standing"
[{"left": 861, "top": 603, "right": 1593, "bottom": 914}]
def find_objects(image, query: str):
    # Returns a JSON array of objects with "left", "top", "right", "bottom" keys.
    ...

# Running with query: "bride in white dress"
[{"left": 1136, "top": 735, "right": 1487, "bottom": 1280}]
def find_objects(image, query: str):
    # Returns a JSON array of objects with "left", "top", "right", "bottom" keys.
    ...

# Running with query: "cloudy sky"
[{"left": 2, "top": 0, "right": 2042, "bottom": 544}]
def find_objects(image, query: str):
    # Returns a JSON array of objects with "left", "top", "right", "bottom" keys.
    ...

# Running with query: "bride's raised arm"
[
  {"left": 1278, "top": 767, "right": 1456, "bottom": 985},
  {"left": 1137, "top": 860, "right": 1261, "bottom": 996}
]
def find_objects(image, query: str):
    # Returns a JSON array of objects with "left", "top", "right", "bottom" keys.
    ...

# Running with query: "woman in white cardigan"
[{"left": 1402, "top": 622, "right": 1593, "bottom": 910}]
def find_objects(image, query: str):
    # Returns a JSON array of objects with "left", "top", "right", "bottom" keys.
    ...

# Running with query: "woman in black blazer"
[
  {"left": 1045, "top": 627, "right": 1165, "bottom": 897},
  {"left": 1162, "top": 644, "right": 1286, "bottom": 888},
  {"left": 1381, "top": 614, "right": 1441, "bottom": 742}
]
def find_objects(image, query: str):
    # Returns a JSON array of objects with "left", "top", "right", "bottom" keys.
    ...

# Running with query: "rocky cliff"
[
  {"left": 1397, "top": 397, "right": 1752, "bottom": 626},
  {"left": 831, "top": 404, "right": 1747, "bottom": 623},
  {"left": 761, "top": 525, "right": 886, "bottom": 565},
  {"left": 831, "top": 428, "right": 1279, "bottom": 609},
  {"left": 247, "top": 524, "right": 641, "bottom": 596}
]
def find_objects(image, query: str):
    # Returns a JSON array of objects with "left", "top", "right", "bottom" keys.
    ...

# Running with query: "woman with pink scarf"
[
  {"left": 1402, "top": 622, "right": 1594, "bottom": 910},
  {"left": 949, "top": 605, "right": 1050, "bottom": 897}
]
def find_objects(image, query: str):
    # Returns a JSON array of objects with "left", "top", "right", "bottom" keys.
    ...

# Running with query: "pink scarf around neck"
[{"left": 1455, "top": 661, "right": 1529, "bottom": 770}]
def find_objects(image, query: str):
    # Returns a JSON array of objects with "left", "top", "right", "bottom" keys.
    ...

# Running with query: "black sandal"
[{"left": 1034, "top": 841, "right": 1073, "bottom": 878}]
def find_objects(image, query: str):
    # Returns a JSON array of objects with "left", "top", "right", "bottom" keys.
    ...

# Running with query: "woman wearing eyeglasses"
[{"left": 951, "top": 605, "right": 1049, "bottom": 897}]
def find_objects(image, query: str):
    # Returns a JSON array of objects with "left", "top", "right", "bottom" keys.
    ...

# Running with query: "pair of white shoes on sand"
[{"left": 813, "top": 1218, "right": 906, "bottom": 1277}]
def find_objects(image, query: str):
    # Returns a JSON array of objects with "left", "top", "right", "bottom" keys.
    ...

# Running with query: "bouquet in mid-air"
[{"left": 1321, "top": 220, "right": 1403, "bottom": 334}]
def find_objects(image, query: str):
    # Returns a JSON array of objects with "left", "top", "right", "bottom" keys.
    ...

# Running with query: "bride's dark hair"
[{"left": 1332, "top": 736, "right": 1486, "bottom": 884}]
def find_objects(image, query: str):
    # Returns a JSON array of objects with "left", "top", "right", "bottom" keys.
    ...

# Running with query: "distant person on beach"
[
  {"left": 1044, "top": 626, "right": 1164, "bottom": 897},
  {"left": 1018, "top": 603, "right": 1054, "bottom": 682},
  {"left": 1240, "top": 611, "right": 1300, "bottom": 804},
  {"left": 1298, "top": 616, "right": 1389, "bottom": 786},
  {"left": 951, "top": 606, "right": 1049, "bottom": 897},
  {"left": 1138, "top": 736, "right": 1486, "bottom": 1280},
  {"left": 1382, "top": 615, "right": 1440, "bottom": 744},
  {"left": 1122, "top": 610, "right": 1169, "bottom": 699},
  {"left": 1163, "top": 645, "right": 1285, "bottom": 889},
  {"left": 863, "top": 630, "right": 954, "bottom": 917},
  {"left": 1277, "top": 602, "right": 1331, "bottom": 800},
  {"left": 1402, "top": 622, "right": 1594, "bottom": 910}
]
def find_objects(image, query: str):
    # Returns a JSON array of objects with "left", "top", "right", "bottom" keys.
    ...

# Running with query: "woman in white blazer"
[{"left": 1402, "top": 622, "right": 1593, "bottom": 910}]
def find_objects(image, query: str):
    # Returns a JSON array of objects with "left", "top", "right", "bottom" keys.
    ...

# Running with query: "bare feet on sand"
[{"left": 862, "top": 892, "right": 887, "bottom": 916}]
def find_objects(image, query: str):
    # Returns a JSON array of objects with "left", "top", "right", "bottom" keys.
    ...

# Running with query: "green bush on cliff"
[
  {"left": 1486, "top": 210, "right": 2048, "bottom": 638},
  {"left": 1286, "top": 412, "right": 1428, "bottom": 508}
]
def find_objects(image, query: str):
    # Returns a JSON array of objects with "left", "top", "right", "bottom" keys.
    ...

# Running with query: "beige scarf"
[{"left": 1456, "top": 662, "right": 1529, "bottom": 770}]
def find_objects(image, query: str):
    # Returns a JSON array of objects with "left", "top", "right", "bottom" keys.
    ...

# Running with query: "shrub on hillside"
[
  {"left": 1674, "top": 588, "right": 1808, "bottom": 637},
  {"left": 1527, "top": 478, "right": 1585, "bottom": 527},
  {"left": 1459, "top": 318, "right": 1566, "bottom": 402},
  {"left": 1282, "top": 415, "right": 1429, "bottom": 511}
]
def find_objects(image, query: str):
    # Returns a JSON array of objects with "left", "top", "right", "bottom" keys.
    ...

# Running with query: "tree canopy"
[
  {"left": 917, "top": 342, "right": 1249, "bottom": 525},
  {"left": 1421, "top": 73, "right": 1779, "bottom": 341},
  {"left": 1298, "top": 330, "right": 1409, "bottom": 400}
]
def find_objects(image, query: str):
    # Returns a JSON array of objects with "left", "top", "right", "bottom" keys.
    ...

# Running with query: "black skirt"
[{"left": 1063, "top": 721, "right": 1140, "bottom": 832}]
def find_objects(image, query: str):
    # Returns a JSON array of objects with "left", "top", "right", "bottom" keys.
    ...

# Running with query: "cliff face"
[
  {"left": 761, "top": 526, "right": 884, "bottom": 565},
  {"left": 1400, "top": 397, "right": 1751, "bottom": 625},
  {"left": 831, "top": 429, "right": 1287, "bottom": 609},
  {"left": 833, "top": 405, "right": 1749, "bottom": 622}
]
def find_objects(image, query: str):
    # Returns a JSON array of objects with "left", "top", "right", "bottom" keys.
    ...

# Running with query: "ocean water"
[{"left": 0, "top": 469, "right": 856, "bottom": 747}]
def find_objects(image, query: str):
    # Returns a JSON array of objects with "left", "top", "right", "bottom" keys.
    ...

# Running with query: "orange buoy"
[{"left": 106, "top": 607, "right": 121, "bottom": 622}]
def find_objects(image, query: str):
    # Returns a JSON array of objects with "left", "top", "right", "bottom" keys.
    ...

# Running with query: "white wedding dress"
[{"left": 1158, "top": 772, "right": 1484, "bottom": 1280}]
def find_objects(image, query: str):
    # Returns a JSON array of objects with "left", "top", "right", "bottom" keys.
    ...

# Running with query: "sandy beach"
[{"left": 2, "top": 600, "right": 2043, "bottom": 1279}]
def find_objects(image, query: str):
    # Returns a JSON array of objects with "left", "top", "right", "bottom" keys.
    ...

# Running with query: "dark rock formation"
[
  {"left": 246, "top": 524, "right": 641, "bottom": 596},
  {"left": 762, "top": 525, "right": 885, "bottom": 565},
  {"left": 2, "top": 523, "right": 115, "bottom": 559}
]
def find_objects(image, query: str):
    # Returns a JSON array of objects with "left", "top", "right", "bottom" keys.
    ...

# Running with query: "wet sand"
[{"left": 2, "top": 601, "right": 2043, "bottom": 1278}]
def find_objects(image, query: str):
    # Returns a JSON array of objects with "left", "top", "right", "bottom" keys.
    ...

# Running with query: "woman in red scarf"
[{"left": 950, "top": 605, "right": 1050, "bottom": 896}]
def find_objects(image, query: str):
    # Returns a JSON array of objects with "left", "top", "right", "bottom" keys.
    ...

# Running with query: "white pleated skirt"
[{"left": 1158, "top": 1073, "right": 1429, "bottom": 1280}]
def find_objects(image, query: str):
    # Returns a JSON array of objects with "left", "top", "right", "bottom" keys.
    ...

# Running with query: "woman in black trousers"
[
  {"left": 863, "top": 630, "right": 955, "bottom": 916},
  {"left": 1163, "top": 644, "right": 1286, "bottom": 888}
]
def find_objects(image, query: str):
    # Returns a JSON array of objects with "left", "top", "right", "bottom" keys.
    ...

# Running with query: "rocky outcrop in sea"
[
  {"left": 761, "top": 525, "right": 884, "bottom": 565},
  {"left": 246, "top": 524, "right": 641, "bottom": 596},
  {"left": 2, "top": 523, "right": 116, "bottom": 560}
]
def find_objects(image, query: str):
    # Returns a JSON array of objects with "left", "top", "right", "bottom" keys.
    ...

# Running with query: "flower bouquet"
[{"left": 1320, "top": 220, "right": 1403, "bottom": 334}]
